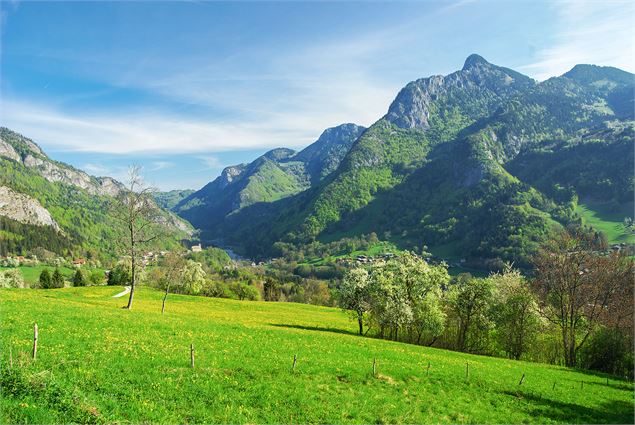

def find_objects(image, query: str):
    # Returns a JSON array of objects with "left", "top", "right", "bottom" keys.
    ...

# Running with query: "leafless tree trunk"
[{"left": 111, "top": 166, "right": 161, "bottom": 310}]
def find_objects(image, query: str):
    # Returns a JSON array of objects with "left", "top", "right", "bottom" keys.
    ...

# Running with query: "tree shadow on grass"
[
  {"left": 502, "top": 390, "right": 634, "bottom": 424},
  {"left": 269, "top": 323, "right": 357, "bottom": 336}
]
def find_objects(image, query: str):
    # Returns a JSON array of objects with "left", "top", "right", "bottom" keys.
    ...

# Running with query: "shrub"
[
  {"left": 88, "top": 270, "right": 105, "bottom": 286},
  {"left": 202, "top": 280, "right": 235, "bottom": 299},
  {"left": 0, "top": 269, "right": 26, "bottom": 288},
  {"left": 73, "top": 269, "right": 86, "bottom": 287},
  {"left": 579, "top": 327, "right": 634, "bottom": 378},
  {"left": 39, "top": 269, "right": 52, "bottom": 289},
  {"left": 229, "top": 281, "right": 260, "bottom": 301},
  {"left": 107, "top": 263, "right": 131, "bottom": 286},
  {"left": 51, "top": 268, "right": 65, "bottom": 288}
]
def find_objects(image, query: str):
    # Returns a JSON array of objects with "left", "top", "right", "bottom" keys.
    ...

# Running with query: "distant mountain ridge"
[
  {"left": 173, "top": 123, "right": 365, "bottom": 234},
  {"left": 179, "top": 55, "right": 633, "bottom": 268},
  {"left": 0, "top": 128, "right": 124, "bottom": 197},
  {"left": 0, "top": 127, "right": 191, "bottom": 258}
]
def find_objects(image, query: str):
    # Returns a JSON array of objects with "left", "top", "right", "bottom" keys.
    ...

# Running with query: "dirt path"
[{"left": 112, "top": 286, "right": 131, "bottom": 298}]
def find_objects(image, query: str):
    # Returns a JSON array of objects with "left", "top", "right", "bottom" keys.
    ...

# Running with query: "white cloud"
[
  {"left": 150, "top": 161, "right": 174, "bottom": 171},
  {"left": 197, "top": 155, "right": 222, "bottom": 169},
  {"left": 0, "top": 9, "right": 424, "bottom": 156},
  {"left": 82, "top": 162, "right": 110, "bottom": 175},
  {"left": 0, "top": 99, "right": 323, "bottom": 154},
  {"left": 519, "top": 0, "right": 635, "bottom": 80}
]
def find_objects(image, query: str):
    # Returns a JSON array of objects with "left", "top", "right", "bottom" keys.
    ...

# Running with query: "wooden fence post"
[
  {"left": 190, "top": 344, "right": 195, "bottom": 368},
  {"left": 9, "top": 345, "right": 13, "bottom": 368},
  {"left": 465, "top": 362, "right": 469, "bottom": 380},
  {"left": 373, "top": 357, "right": 377, "bottom": 377},
  {"left": 426, "top": 360, "right": 430, "bottom": 375},
  {"left": 32, "top": 323, "right": 38, "bottom": 361},
  {"left": 292, "top": 354, "right": 297, "bottom": 373},
  {"left": 518, "top": 373, "right": 525, "bottom": 386}
]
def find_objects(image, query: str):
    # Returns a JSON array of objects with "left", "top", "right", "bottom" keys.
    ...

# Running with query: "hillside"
[
  {"left": 174, "top": 123, "right": 365, "bottom": 242},
  {"left": 1, "top": 286, "right": 633, "bottom": 423},
  {"left": 193, "top": 56, "right": 634, "bottom": 266},
  {"left": 153, "top": 189, "right": 195, "bottom": 210},
  {"left": 0, "top": 128, "right": 191, "bottom": 258}
]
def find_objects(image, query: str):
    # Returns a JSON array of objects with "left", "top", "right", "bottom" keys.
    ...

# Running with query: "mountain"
[
  {"left": 0, "top": 127, "right": 191, "bottom": 258},
  {"left": 173, "top": 123, "right": 365, "bottom": 238},
  {"left": 185, "top": 55, "right": 633, "bottom": 268},
  {"left": 154, "top": 189, "right": 195, "bottom": 210}
]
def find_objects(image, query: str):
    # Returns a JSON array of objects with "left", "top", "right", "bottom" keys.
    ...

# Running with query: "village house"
[{"left": 191, "top": 244, "right": 202, "bottom": 253}]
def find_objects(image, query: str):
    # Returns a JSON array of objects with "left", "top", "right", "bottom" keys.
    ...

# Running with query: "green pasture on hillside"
[
  {"left": 575, "top": 201, "right": 634, "bottom": 244},
  {"left": 0, "top": 266, "right": 106, "bottom": 285},
  {"left": 1, "top": 287, "right": 633, "bottom": 424}
]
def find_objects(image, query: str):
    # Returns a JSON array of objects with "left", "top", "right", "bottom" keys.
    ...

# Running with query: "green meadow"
[
  {"left": 1, "top": 287, "right": 633, "bottom": 424},
  {"left": 575, "top": 201, "right": 635, "bottom": 244},
  {"left": 0, "top": 266, "right": 75, "bottom": 285}
]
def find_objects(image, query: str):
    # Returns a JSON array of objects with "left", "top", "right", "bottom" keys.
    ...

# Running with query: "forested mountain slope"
[
  {"left": 191, "top": 56, "right": 633, "bottom": 268},
  {"left": 0, "top": 128, "right": 191, "bottom": 258},
  {"left": 173, "top": 123, "right": 365, "bottom": 239}
]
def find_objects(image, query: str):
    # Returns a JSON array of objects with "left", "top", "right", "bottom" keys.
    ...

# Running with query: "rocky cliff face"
[
  {"left": 21, "top": 154, "right": 123, "bottom": 196},
  {"left": 0, "top": 128, "right": 125, "bottom": 196},
  {"left": 0, "top": 139, "right": 21, "bottom": 162},
  {"left": 0, "top": 185, "right": 60, "bottom": 231},
  {"left": 385, "top": 54, "right": 535, "bottom": 130},
  {"left": 0, "top": 127, "right": 193, "bottom": 250}
]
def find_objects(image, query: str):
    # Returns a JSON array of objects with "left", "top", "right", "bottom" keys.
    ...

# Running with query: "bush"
[
  {"left": 88, "top": 270, "right": 105, "bottom": 286},
  {"left": 73, "top": 269, "right": 86, "bottom": 287},
  {"left": 0, "top": 269, "right": 26, "bottom": 288},
  {"left": 202, "top": 280, "right": 235, "bottom": 299},
  {"left": 229, "top": 281, "right": 260, "bottom": 301},
  {"left": 39, "top": 269, "right": 52, "bottom": 289},
  {"left": 107, "top": 263, "right": 131, "bottom": 286},
  {"left": 579, "top": 327, "right": 634, "bottom": 378},
  {"left": 51, "top": 268, "right": 65, "bottom": 288}
]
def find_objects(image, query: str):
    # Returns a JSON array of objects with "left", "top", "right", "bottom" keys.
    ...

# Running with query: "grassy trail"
[{"left": 1, "top": 287, "right": 633, "bottom": 424}]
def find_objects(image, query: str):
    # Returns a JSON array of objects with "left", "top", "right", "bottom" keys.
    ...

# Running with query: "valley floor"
[{"left": 1, "top": 287, "right": 633, "bottom": 424}]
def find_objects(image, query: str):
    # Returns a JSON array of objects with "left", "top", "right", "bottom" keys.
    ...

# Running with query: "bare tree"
[
  {"left": 532, "top": 229, "right": 634, "bottom": 367},
  {"left": 111, "top": 166, "right": 161, "bottom": 309},
  {"left": 159, "top": 252, "right": 186, "bottom": 314}
]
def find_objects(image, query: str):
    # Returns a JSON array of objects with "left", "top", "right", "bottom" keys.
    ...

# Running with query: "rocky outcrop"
[
  {"left": 385, "top": 54, "right": 535, "bottom": 131},
  {"left": 0, "top": 139, "right": 20, "bottom": 162},
  {"left": 22, "top": 155, "right": 123, "bottom": 196},
  {"left": 0, "top": 128, "right": 124, "bottom": 197},
  {"left": 0, "top": 186, "right": 60, "bottom": 230}
]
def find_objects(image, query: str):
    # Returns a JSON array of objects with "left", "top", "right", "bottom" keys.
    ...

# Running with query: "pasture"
[{"left": 1, "top": 287, "right": 633, "bottom": 424}]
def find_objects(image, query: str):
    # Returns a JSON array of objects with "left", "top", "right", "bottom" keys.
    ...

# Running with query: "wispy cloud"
[
  {"left": 1, "top": 99, "right": 320, "bottom": 154},
  {"left": 150, "top": 161, "right": 174, "bottom": 171},
  {"left": 82, "top": 162, "right": 110, "bottom": 175},
  {"left": 519, "top": 0, "right": 635, "bottom": 80},
  {"left": 0, "top": 24, "right": 406, "bottom": 155},
  {"left": 197, "top": 155, "right": 222, "bottom": 170}
]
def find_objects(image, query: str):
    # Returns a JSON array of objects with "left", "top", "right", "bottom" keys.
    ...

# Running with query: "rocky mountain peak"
[{"left": 462, "top": 53, "right": 490, "bottom": 70}]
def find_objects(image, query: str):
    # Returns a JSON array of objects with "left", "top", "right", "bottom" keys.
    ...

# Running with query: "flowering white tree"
[{"left": 340, "top": 267, "right": 372, "bottom": 335}]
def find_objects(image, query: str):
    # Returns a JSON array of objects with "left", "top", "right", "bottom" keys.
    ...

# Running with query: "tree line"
[{"left": 340, "top": 229, "right": 634, "bottom": 377}]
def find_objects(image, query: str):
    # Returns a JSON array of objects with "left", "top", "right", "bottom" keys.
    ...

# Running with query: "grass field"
[
  {"left": 0, "top": 265, "right": 106, "bottom": 286},
  {"left": 1, "top": 287, "right": 633, "bottom": 424},
  {"left": 575, "top": 201, "right": 634, "bottom": 244}
]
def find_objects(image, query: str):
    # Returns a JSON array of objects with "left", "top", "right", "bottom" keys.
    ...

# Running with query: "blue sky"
[{"left": 1, "top": 0, "right": 633, "bottom": 190}]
